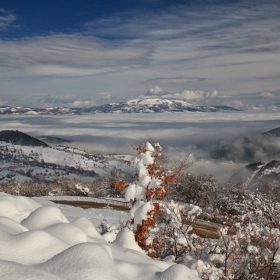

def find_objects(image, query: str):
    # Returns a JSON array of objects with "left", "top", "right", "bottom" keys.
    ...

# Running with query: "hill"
[
  {"left": 263, "top": 127, "right": 280, "bottom": 137},
  {"left": 246, "top": 160, "right": 280, "bottom": 190},
  {"left": 229, "top": 160, "right": 280, "bottom": 191},
  {"left": 228, "top": 162, "right": 264, "bottom": 184},
  {"left": 0, "top": 130, "right": 48, "bottom": 147}
]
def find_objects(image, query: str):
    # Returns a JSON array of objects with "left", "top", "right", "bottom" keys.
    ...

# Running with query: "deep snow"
[{"left": 0, "top": 192, "right": 200, "bottom": 279}]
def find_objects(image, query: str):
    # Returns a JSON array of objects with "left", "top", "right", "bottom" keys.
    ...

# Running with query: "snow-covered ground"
[{"left": 0, "top": 192, "right": 200, "bottom": 279}]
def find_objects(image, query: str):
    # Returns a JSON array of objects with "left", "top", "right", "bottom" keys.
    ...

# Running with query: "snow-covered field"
[{"left": 0, "top": 192, "right": 199, "bottom": 279}]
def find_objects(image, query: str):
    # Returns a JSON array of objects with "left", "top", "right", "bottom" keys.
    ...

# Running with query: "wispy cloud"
[
  {"left": 0, "top": 34, "right": 153, "bottom": 78},
  {"left": 145, "top": 77, "right": 208, "bottom": 84},
  {"left": 0, "top": 9, "right": 16, "bottom": 30}
]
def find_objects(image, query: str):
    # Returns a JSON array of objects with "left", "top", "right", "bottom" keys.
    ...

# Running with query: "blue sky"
[{"left": 0, "top": 0, "right": 279, "bottom": 108}]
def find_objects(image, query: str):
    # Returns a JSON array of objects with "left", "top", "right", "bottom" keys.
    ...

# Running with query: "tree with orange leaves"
[{"left": 113, "top": 141, "right": 192, "bottom": 258}]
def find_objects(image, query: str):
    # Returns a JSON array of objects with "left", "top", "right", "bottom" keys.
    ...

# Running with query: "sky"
[{"left": 0, "top": 0, "right": 279, "bottom": 108}]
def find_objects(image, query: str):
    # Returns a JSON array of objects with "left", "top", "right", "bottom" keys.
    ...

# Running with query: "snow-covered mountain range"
[{"left": 0, "top": 98, "right": 239, "bottom": 115}]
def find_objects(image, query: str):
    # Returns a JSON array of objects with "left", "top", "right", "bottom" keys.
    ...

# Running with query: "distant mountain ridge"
[{"left": 0, "top": 98, "right": 240, "bottom": 115}]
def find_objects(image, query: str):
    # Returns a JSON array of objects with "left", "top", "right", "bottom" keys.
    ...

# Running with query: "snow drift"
[{"left": 0, "top": 192, "right": 199, "bottom": 279}]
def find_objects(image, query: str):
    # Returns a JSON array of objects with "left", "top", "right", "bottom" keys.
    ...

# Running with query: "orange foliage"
[{"left": 112, "top": 179, "right": 128, "bottom": 190}]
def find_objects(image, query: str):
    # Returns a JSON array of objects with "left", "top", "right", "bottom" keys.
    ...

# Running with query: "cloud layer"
[
  {"left": 0, "top": 34, "right": 152, "bottom": 78},
  {"left": 1, "top": 111, "right": 280, "bottom": 181}
]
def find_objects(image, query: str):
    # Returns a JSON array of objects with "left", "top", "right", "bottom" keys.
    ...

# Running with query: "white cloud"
[
  {"left": 0, "top": 34, "right": 153, "bottom": 78},
  {"left": 145, "top": 88, "right": 223, "bottom": 102},
  {"left": 0, "top": 9, "right": 16, "bottom": 29},
  {"left": 146, "top": 86, "right": 164, "bottom": 96},
  {"left": 72, "top": 101, "right": 93, "bottom": 107},
  {"left": 162, "top": 90, "right": 203, "bottom": 100}
]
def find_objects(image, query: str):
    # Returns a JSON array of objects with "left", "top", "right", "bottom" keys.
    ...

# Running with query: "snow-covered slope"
[
  {"left": 228, "top": 162, "right": 264, "bottom": 184},
  {"left": 230, "top": 159, "right": 280, "bottom": 190},
  {"left": 0, "top": 193, "right": 199, "bottom": 279},
  {"left": 246, "top": 160, "right": 280, "bottom": 190},
  {"left": 0, "top": 98, "right": 239, "bottom": 115},
  {"left": 0, "top": 141, "right": 134, "bottom": 183}
]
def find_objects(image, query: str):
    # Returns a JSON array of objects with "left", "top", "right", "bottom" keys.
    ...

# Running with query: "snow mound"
[
  {"left": 0, "top": 192, "right": 41, "bottom": 223},
  {"left": 0, "top": 193, "right": 199, "bottom": 279},
  {"left": 0, "top": 259, "right": 61, "bottom": 280},
  {"left": 36, "top": 243, "right": 122, "bottom": 280},
  {"left": 21, "top": 206, "right": 69, "bottom": 230},
  {"left": 0, "top": 216, "right": 28, "bottom": 234},
  {"left": 0, "top": 228, "right": 70, "bottom": 264},
  {"left": 43, "top": 223, "right": 88, "bottom": 245},
  {"left": 113, "top": 227, "right": 143, "bottom": 252},
  {"left": 71, "top": 216, "right": 103, "bottom": 240}
]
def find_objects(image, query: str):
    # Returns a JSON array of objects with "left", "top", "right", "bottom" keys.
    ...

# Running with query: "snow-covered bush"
[
  {"left": 156, "top": 200, "right": 202, "bottom": 261},
  {"left": 169, "top": 173, "right": 217, "bottom": 208},
  {"left": 113, "top": 141, "right": 192, "bottom": 258},
  {"left": 0, "top": 178, "right": 107, "bottom": 197},
  {"left": 185, "top": 209, "right": 280, "bottom": 279},
  {"left": 0, "top": 179, "right": 51, "bottom": 196}
]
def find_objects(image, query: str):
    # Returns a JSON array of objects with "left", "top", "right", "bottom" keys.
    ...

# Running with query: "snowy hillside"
[
  {"left": 0, "top": 98, "right": 239, "bottom": 115},
  {"left": 229, "top": 159, "right": 280, "bottom": 191},
  {"left": 246, "top": 160, "right": 280, "bottom": 190},
  {"left": 0, "top": 141, "right": 134, "bottom": 183},
  {"left": 0, "top": 193, "right": 199, "bottom": 279}
]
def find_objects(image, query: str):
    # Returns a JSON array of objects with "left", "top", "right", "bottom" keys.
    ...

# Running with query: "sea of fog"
[{"left": 1, "top": 111, "right": 280, "bottom": 182}]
